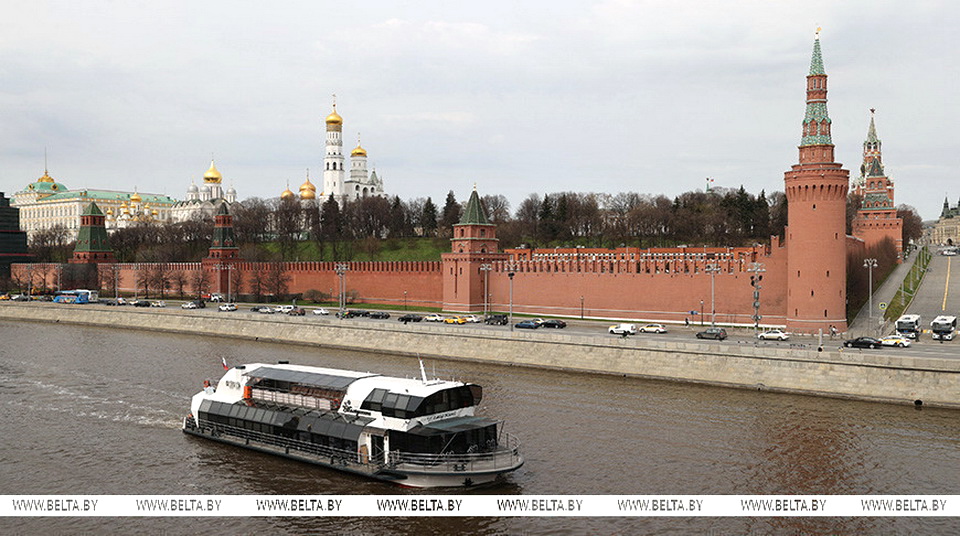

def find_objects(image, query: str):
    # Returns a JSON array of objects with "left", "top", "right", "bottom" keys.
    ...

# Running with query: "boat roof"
[
  {"left": 408, "top": 416, "right": 500, "bottom": 437},
  {"left": 244, "top": 363, "right": 375, "bottom": 391}
]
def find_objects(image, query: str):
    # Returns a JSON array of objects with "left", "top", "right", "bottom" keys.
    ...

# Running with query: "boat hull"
[{"left": 182, "top": 418, "right": 522, "bottom": 488}]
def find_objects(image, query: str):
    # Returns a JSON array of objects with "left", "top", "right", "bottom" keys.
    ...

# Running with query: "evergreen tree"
[
  {"left": 440, "top": 190, "right": 461, "bottom": 233},
  {"left": 421, "top": 197, "right": 438, "bottom": 237}
]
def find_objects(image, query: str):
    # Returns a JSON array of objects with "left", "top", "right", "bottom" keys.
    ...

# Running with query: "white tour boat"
[{"left": 182, "top": 360, "right": 523, "bottom": 488}]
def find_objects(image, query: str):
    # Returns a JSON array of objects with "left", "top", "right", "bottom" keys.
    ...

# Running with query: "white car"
[
  {"left": 639, "top": 323, "right": 667, "bottom": 334},
  {"left": 608, "top": 323, "right": 637, "bottom": 335},
  {"left": 758, "top": 329, "right": 790, "bottom": 341},
  {"left": 180, "top": 301, "right": 198, "bottom": 310},
  {"left": 274, "top": 305, "right": 294, "bottom": 314},
  {"left": 313, "top": 308, "right": 330, "bottom": 315},
  {"left": 218, "top": 303, "right": 238, "bottom": 312},
  {"left": 150, "top": 300, "right": 166, "bottom": 308},
  {"left": 880, "top": 335, "right": 911, "bottom": 347},
  {"left": 424, "top": 314, "right": 444, "bottom": 322},
  {"left": 463, "top": 315, "right": 481, "bottom": 323}
]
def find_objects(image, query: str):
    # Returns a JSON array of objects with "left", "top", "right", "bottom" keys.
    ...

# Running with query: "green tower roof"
[
  {"left": 809, "top": 36, "right": 825, "bottom": 76},
  {"left": 458, "top": 187, "right": 489, "bottom": 225},
  {"left": 74, "top": 202, "right": 113, "bottom": 253},
  {"left": 82, "top": 202, "right": 104, "bottom": 216}
]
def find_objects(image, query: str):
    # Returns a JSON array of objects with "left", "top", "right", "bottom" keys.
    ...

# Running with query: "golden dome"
[
  {"left": 325, "top": 104, "right": 342, "bottom": 126},
  {"left": 299, "top": 176, "right": 316, "bottom": 194},
  {"left": 122, "top": 205, "right": 131, "bottom": 214},
  {"left": 37, "top": 170, "right": 55, "bottom": 183},
  {"left": 351, "top": 143, "right": 367, "bottom": 157},
  {"left": 151, "top": 209, "right": 159, "bottom": 216},
  {"left": 130, "top": 191, "right": 142, "bottom": 203},
  {"left": 280, "top": 188, "right": 295, "bottom": 200},
  {"left": 105, "top": 208, "right": 114, "bottom": 215},
  {"left": 120, "top": 201, "right": 129, "bottom": 208},
  {"left": 203, "top": 160, "right": 223, "bottom": 184}
]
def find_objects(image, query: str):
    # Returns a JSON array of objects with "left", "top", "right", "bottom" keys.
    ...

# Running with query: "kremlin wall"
[{"left": 8, "top": 35, "right": 901, "bottom": 335}]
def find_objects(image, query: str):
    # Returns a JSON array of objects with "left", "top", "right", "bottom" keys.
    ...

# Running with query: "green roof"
[
  {"left": 35, "top": 189, "right": 176, "bottom": 204},
  {"left": 82, "top": 202, "right": 104, "bottom": 216},
  {"left": 458, "top": 188, "right": 489, "bottom": 225},
  {"left": 809, "top": 37, "right": 825, "bottom": 76}
]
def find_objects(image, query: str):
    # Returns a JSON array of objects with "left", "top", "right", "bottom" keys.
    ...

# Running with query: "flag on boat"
[{"left": 221, "top": 357, "right": 228, "bottom": 370}]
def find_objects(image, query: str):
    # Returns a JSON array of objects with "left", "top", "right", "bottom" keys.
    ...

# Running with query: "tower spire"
[{"left": 800, "top": 30, "right": 832, "bottom": 150}]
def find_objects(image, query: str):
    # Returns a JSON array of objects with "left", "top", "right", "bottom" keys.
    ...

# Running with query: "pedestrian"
[{"left": 685, "top": 317, "right": 690, "bottom": 327}]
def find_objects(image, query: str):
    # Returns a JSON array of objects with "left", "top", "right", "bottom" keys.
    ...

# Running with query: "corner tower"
[
  {"left": 784, "top": 31, "right": 850, "bottom": 334},
  {"left": 441, "top": 187, "right": 508, "bottom": 312},
  {"left": 70, "top": 202, "right": 116, "bottom": 264}
]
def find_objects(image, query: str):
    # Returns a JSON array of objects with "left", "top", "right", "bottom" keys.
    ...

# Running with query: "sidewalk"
[{"left": 846, "top": 249, "right": 918, "bottom": 338}]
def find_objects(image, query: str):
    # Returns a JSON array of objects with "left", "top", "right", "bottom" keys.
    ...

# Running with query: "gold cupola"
[
  {"left": 204, "top": 160, "right": 223, "bottom": 184},
  {"left": 351, "top": 133, "right": 367, "bottom": 157},
  {"left": 280, "top": 180, "right": 295, "bottom": 200},
  {"left": 130, "top": 190, "right": 142, "bottom": 204},
  {"left": 37, "top": 170, "right": 55, "bottom": 183},
  {"left": 299, "top": 171, "right": 317, "bottom": 200},
  {"left": 325, "top": 105, "right": 343, "bottom": 126}
]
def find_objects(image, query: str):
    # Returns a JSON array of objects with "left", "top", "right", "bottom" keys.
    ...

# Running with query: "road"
[
  {"left": 73, "top": 297, "right": 960, "bottom": 361},
  {"left": 902, "top": 253, "right": 960, "bottom": 337}
]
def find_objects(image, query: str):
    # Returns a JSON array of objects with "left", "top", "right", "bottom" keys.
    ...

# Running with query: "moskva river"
[{"left": 1, "top": 320, "right": 958, "bottom": 535}]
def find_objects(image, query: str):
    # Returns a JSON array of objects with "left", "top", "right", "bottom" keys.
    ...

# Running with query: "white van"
[{"left": 274, "top": 304, "right": 295, "bottom": 314}]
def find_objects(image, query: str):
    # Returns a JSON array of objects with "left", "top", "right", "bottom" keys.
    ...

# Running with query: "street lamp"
[
  {"left": 507, "top": 265, "right": 516, "bottom": 332},
  {"left": 747, "top": 261, "right": 766, "bottom": 333},
  {"left": 580, "top": 295, "right": 584, "bottom": 320},
  {"left": 705, "top": 263, "right": 721, "bottom": 327},
  {"left": 215, "top": 263, "right": 235, "bottom": 303},
  {"left": 700, "top": 299, "right": 704, "bottom": 326},
  {"left": 479, "top": 264, "right": 492, "bottom": 317},
  {"left": 864, "top": 258, "right": 878, "bottom": 319},
  {"left": 404, "top": 290, "right": 408, "bottom": 311},
  {"left": 335, "top": 263, "right": 349, "bottom": 318}
]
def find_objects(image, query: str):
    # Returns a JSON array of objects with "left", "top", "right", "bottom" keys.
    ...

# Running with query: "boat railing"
[
  {"left": 250, "top": 387, "right": 338, "bottom": 412},
  {"left": 184, "top": 416, "right": 522, "bottom": 475},
  {"left": 185, "top": 416, "right": 367, "bottom": 469},
  {"left": 387, "top": 432, "right": 523, "bottom": 474}
]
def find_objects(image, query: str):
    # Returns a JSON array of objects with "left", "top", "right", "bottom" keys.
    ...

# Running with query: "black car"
[
  {"left": 352, "top": 310, "right": 370, "bottom": 317},
  {"left": 696, "top": 327, "right": 727, "bottom": 340},
  {"left": 540, "top": 319, "right": 567, "bottom": 329},
  {"left": 484, "top": 314, "right": 508, "bottom": 325},
  {"left": 368, "top": 311, "right": 391, "bottom": 319},
  {"left": 398, "top": 313, "right": 423, "bottom": 323},
  {"left": 131, "top": 299, "right": 151, "bottom": 307},
  {"left": 250, "top": 305, "right": 268, "bottom": 312},
  {"left": 844, "top": 336, "right": 882, "bottom": 349}
]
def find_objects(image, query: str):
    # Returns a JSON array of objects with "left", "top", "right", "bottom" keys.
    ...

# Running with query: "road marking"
[{"left": 944, "top": 257, "right": 951, "bottom": 312}]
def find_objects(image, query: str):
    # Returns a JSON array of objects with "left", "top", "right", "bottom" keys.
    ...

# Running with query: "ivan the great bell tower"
[{"left": 784, "top": 31, "right": 850, "bottom": 334}]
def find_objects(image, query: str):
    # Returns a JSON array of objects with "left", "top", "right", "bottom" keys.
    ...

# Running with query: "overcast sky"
[{"left": 1, "top": 1, "right": 956, "bottom": 220}]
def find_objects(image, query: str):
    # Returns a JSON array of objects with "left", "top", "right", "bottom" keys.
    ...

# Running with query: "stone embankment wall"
[{"left": 2, "top": 303, "right": 957, "bottom": 409}]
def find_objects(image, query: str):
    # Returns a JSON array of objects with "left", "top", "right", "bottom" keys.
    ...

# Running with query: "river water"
[{"left": 1, "top": 319, "right": 958, "bottom": 535}]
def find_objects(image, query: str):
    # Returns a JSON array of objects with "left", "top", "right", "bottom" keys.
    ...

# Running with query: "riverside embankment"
[{"left": 2, "top": 302, "right": 957, "bottom": 409}]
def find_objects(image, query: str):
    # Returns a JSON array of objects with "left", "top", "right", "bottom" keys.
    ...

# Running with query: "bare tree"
[
  {"left": 170, "top": 270, "right": 188, "bottom": 298},
  {"left": 263, "top": 262, "right": 290, "bottom": 300},
  {"left": 189, "top": 269, "right": 210, "bottom": 300}
]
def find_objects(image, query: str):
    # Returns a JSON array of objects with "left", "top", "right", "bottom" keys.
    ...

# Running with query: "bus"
[
  {"left": 895, "top": 314, "right": 922, "bottom": 339},
  {"left": 930, "top": 315, "right": 957, "bottom": 341},
  {"left": 53, "top": 289, "right": 99, "bottom": 304}
]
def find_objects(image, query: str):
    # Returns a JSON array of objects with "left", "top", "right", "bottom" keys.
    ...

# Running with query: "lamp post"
[
  {"left": 335, "top": 263, "right": 349, "bottom": 318},
  {"left": 705, "top": 263, "right": 721, "bottom": 327},
  {"left": 700, "top": 299, "right": 704, "bottom": 326},
  {"left": 215, "top": 263, "right": 235, "bottom": 303},
  {"left": 507, "top": 266, "right": 516, "bottom": 332},
  {"left": 748, "top": 261, "right": 766, "bottom": 334},
  {"left": 56, "top": 264, "right": 62, "bottom": 293},
  {"left": 403, "top": 290, "right": 408, "bottom": 311},
  {"left": 113, "top": 263, "right": 120, "bottom": 301},
  {"left": 580, "top": 295, "right": 584, "bottom": 320},
  {"left": 864, "top": 258, "right": 878, "bottom": 319},
  {"left": 479, "top": 263, "right": 492, "bottom": 317}
]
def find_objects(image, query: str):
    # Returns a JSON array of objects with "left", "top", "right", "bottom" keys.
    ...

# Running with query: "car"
[
  {"left": 639, "top": 323, "right": 667, "bottom": 334},
  {"left": 541, "top": 319, "right": 567, "bottom": 329},
  {"left": 11, "top": 294, "right": 30, "bottom": 301},
  {"left": 0, "top": 294, "right": 9, "bottom": 300},
  {"left": 274, "top": 305, "right": 295, "bottom": 314},
  {"left": 368, "top": 311, "right": 390, "bottom": 319},
  {"left": 608, "top": 323, "right": 637, "bottom": 335},
  {"left": 444, "top": 316, "right": 467, "bottom": 325},
  {"left": 209, "top": 293, "right": 225, "bottom": 302},
  {"left": 758, "top": 329, "right": 789, "bottom": 341},
  {"left": 131, "top": 299, "right": 152, "bottom": 307},
  {"left": 336, "top": 310, "right": 360, "bottom": 319},
  {"left": 288, "top": 307, "right": 306, "bottom": 316},
  {"left": 880, "top": 335, "right": 911, "bottom": 348},
  {"left": 424, "top": 314, "right": 444, "bottom": 322},
  {"left": 398, "top": 313, "right": 423, "bottom": 323},
  {"left": 116, "top": 297, "right": 127, "bottom": 305},
  {"left": 352, "top": 310, "right": 370, "bottom": 317},
  {"left": 844, "top": 336, "right": 882, "bottom": 349},
  {"left": 150, "top": 300, "right": 166, "bottom": 308},
  {"left": 463, "top": 315, "right": 482, "bottom": 323},
  {"left": 696, "top": 327, "right": 727, "bottom": 340},
  {"left": 484, "top": 314, "right": 508, "bottom": 325},
  {"left": 218, "top": 303, "right": 238, "bottom": 312},
  {"left": 514, "top": 320, "right": 540, "bottom": 329},
  {"left": 249, "top": 305, "right": 268, "bottom": 312},
  {"left": 313, "top": 308, "right": 330, "bottom": 315},
  {"left": 531, "top": 318, "right": 546, "bottom": 326},
  {"left": 181, "top": 301, "right": 199, "bottom": 310}
]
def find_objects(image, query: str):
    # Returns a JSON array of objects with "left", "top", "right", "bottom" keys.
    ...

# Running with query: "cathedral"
[
  {"left": 170, "top": 160, "right": 239, "bottom": 223},
  {"left": 281, "top": 100, "right": 385, "bottom": 205}
]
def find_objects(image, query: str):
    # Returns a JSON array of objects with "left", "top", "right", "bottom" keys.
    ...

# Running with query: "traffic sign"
[{"left": 878, "top": 302, "right": 888, "bottom": 311}]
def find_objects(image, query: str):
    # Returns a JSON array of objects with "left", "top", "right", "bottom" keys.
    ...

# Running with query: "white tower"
[
  {"left": 322, "top": 97, "right": 345, "bottom": 203},
  {"left": 349, "top": 133, "right": 369, "bottom": 199}
]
